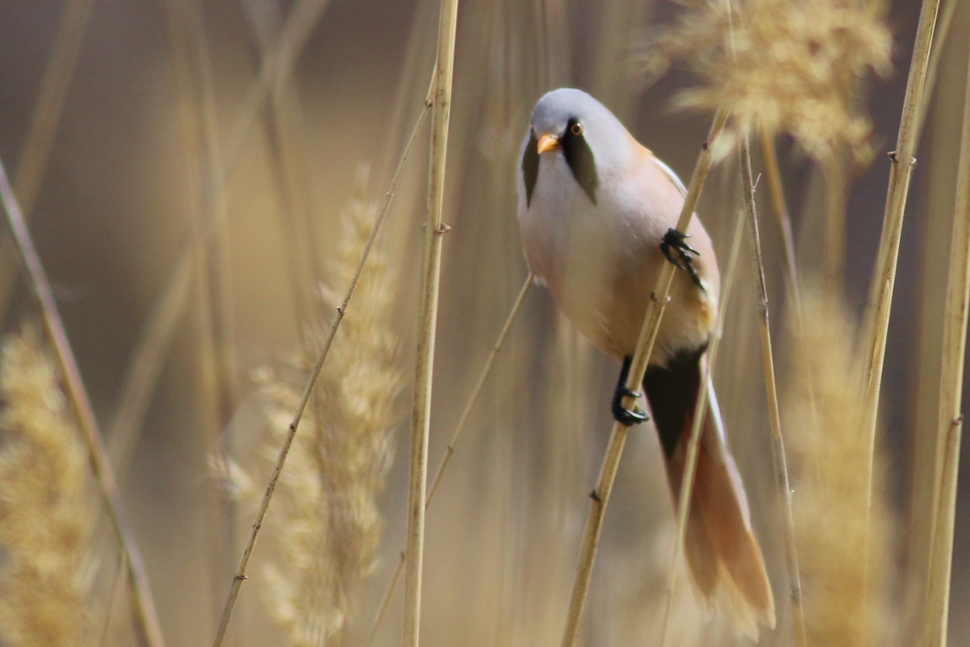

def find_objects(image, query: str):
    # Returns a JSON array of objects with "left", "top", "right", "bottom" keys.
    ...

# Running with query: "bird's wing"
[{"left": 651, "top": 156, "right": 689, "bottom": 198}]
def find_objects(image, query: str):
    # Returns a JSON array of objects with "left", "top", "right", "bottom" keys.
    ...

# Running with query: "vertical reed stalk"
[
  {"left": 920, "top": 48, "right": 970, "bottom": 647},
  {"left": 659, "top": 205, "right": 745, "bottom": 647},
  {"left": 160, "top": 0, "right": 240, "bottom": 629},
  {"left": 862, "top": 0, "right": 940, "bottom": 554},
  {"left": 0, "top": 156, "right": 166, "bottom": 647},
  {"left": 243, "top": 0, "right": 323, "bottom": 324},
  {"left": 0, "top": 0, "right": 94, "bottom": 315},
  {"left": 917, "top": 0, "right": 958, "bottom": 142},
  {"left": 108, "top": 0, "right": 334, "bottom": 478},
  {"left": 210, "top": 92, "right": 432, "bottom": 647},
  {"left": 366, "top": 274, "right": 533, "bottom": 647},
  {"left": 222, "top": 0, "right": 333, "bottom": 179},
  {"left": 560, "top": 109, "right": 728, "bottom": 647},
  {"left": 921, "top": 421, "right": 962, "bottom": 647},
  {"left": 107, "top": 245, "right": 191, "bottom": 474},
  {"left": 759, "top": 125, "right": 804, "bottom": 325},
  {"left": 739, "top": 136, "right": 807, "bottom": 647},
  {"left": 403, "top": 1, "right": 460, "bottom": 644}
]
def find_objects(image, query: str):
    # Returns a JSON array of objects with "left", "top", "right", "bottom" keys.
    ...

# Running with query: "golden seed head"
[{"left": 643, "top": 0, "right": 892, "bottom": 164}]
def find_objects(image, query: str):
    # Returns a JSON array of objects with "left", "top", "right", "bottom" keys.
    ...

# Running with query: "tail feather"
[{"left": 644, "top": 351, "right": 775, "bottom": 639}]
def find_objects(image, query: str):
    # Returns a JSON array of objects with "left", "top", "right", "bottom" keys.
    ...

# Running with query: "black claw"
[
  {"left": 612, "top": 356, "right": 649, "bottom": 427},
  {"left": 660, "top": 228, "right": 705, "bottom": 291},
  {"left": 612, "top": 398, "right": 649, "bottom": 426}
]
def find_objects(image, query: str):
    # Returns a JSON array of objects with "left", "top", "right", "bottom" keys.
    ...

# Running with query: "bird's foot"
[
  {"left": 612, "top": 386, "right": 649, "bottom": 426},
  {"left": 660, "top": 228, "right": 704, "bottom": 290}
]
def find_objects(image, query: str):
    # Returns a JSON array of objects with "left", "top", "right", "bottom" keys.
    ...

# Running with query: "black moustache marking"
[
  {"left": 522, "top": 129, "right": 540, "bottom": 208},
  {"left": 561, "top": 118, "right": 598, "bottom": 205}
]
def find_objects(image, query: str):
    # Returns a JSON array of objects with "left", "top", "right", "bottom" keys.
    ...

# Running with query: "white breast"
[
  {"left": 516, "top": 145, "right": 718, "bottom": 364},
  {"left": 517, "top": 150, "right": 637, "bottom": 356}
]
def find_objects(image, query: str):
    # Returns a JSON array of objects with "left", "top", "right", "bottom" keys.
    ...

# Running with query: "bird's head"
[{"left": 521, "top": 88, "right": 632, "bottom": 209}]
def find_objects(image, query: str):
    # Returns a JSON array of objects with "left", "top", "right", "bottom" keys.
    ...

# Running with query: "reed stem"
[
  {"left": 917, "top": 0, "right": 958, "bottom": 143},
  {"left": 759, "top": 125, "right": 805, "bottom": 327},
  {"left": 739, "top": 136, "right": 807, "bottom": 647},
  {"left": 0, "top": 156, "right": 166, "bottom": 647},
  {"left": 108, "top": 245, "right": 192, "bottom": 473},
  {"left": 862, "top": 0, "right": 941, "bottom": 561},
  {"left": 560, "top": 108, "right": 728, "bottom": 647},
  {"left": 366, "top": 274, "right": 533, "bottom": 647},
  {"left": 209, "top": 90, "right": 433, "bottom": 647},
  {"left": 403, "top": 1, "right": 460, "bottom": 643},
  {"left": 921, "top": 421, "right": 962, "bottom": 647},
  {"left": 920, "top": 45, "right": 970, "bottom": 647},
  {"left": 659, "top": 201, "right": 746, "bottom": 647},
  {"left": 107, "top": 0, "right": 330, "bottom": 479},
  {"left": 0, "top": 0, "right": 94, "bottom": 315}
]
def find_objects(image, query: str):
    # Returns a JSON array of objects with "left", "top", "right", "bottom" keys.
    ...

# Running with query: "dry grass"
[
  {"left": 249, "top": 167, "right": 403, "bottom": 646},
  {"left": 0, "top": 325, "right": 95, "bottom": 647}
]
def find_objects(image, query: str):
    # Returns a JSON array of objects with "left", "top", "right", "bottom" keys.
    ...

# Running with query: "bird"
[{"left": 516, "top": 88, "right": 775, "bottom": 638}]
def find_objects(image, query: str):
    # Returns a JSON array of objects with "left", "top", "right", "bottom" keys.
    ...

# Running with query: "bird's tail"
[{"left": 644, "top": 352, "right": 775, "bottom": 640}]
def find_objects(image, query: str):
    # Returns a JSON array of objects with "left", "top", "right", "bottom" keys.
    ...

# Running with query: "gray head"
[{"left": 522, "top": 88, "right": 633, "bottom": 208}]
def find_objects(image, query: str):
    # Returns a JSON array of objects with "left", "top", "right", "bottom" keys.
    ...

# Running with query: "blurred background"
[{"left": 0, "top": 0, "right": 967, "bottom": 645}]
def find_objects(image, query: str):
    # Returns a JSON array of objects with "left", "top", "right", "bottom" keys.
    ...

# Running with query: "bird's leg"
[
  {"left": 660, "top": 228, "right": 704, "bottom": 290},
  {"left": 612, "top": 356, "right": 649, "bottom": 426}
]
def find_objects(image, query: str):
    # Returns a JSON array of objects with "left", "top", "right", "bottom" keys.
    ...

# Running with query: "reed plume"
[
  {"left": 643, "top": 0, "right": 892, "bottom": 164},
  {"left": 0, "top": 324, "right": 95, "bottom": 647},
  {"left": 254, "top": 166, "right": 403, "bottom": 646},
  {"left": 784, "top": 289, "right": 892, "bottom": 646}
]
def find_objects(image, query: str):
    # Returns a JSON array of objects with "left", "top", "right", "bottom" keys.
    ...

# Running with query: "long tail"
[{"left": 643, "top": 348, "right": 775, "bottom": 639}]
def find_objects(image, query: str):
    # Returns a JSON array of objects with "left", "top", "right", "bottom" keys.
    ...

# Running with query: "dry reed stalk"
[
  {"left": 253, "top": 167, "right": 403, "bottom": 646},
  {"left": 210, "top": 84, "right": 434, "bottom": 647},
  {"left": 560, "top": 108, "right": 728, "bottom": 647},
  {"left": 0, "top": 326, "right": 96, "bottom": 647},
  {"left": 365, "top": 273, "right": 533, "bottom": 647},
  {"left": 107, "top": 247, "right": 191, "bottom": 473},
  {"left": 917, "top": 0, "right": 959, "bottom": 141},
  {"left": 903, "top": 24, "right": 967, "bottom": 635},
  {"left": 658, "top": 204, "right": 745, "bottom": 646},
  {"left": 920, "top": 47, "right": 970, "bottom": 647},
  {"left": 0, "top": 156, "right": 166, "bottom": 647},
  {"left": 160, "top": 0, "right": 241, "bottom": 627},
  {"left": 921, "top": 422, "right": 962, "bottom": 647},
  {"left": 739, "top": 136, "right": 806, "bottom": 647},
  {"left": 786, "top": 290, "right": 891, "bottom": 647},
  {"left": 108, "top": 0, "right": 326, "bottom": 480},
  {"left": 106, "top": 0, "right": 340, "bottom": 483},
  {"left": 222, "top": 0, "right": 333, "bottom": 179},
  {"left": 0, "top": 0, "right": 95, "bottom": 315},
  {"left": 403, "top": 0, "right": 460, "bottom": 644},
  {"left": 243, "top": 0, "right": 324, "bottom": 324},
  {"left": 759, "top": 125, "right": 804, "bottom": 325},
  {"left": 861, "top": 0, "right": 941, "bottom": 554},
  {"left": 106, "top": 0, "right": 341, "bottom": 482}
]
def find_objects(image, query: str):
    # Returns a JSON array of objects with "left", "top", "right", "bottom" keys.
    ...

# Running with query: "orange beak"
[{"left": 537, "top": 134, "right": 560, "bottom": 154}]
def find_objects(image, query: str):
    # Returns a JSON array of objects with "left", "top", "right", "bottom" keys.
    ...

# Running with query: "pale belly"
[{"left": 520, "top": 210, "right": 716, "bottom": 367}]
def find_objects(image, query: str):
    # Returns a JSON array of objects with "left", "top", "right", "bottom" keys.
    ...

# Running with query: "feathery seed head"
[
  {"left": 253, "top": 165, "right": 403, "bottom": 646},
  {"left": 643, "top": 0, "right": 892, "bottom": 164},
  {"left": 784, "top": 290, "right": 892, "bottom": 645},
  {"left": 0, "top": 325, "right": 95, "bottom": 647}
]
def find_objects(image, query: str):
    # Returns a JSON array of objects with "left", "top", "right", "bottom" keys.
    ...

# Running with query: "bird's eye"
[{"left": 570, "top": 122, "right": 583, "bottom": 136}]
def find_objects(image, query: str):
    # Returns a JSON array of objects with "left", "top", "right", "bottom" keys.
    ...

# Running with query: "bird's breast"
[{"left": 517, "top": 154, "right": 719, "bottom": 364}]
